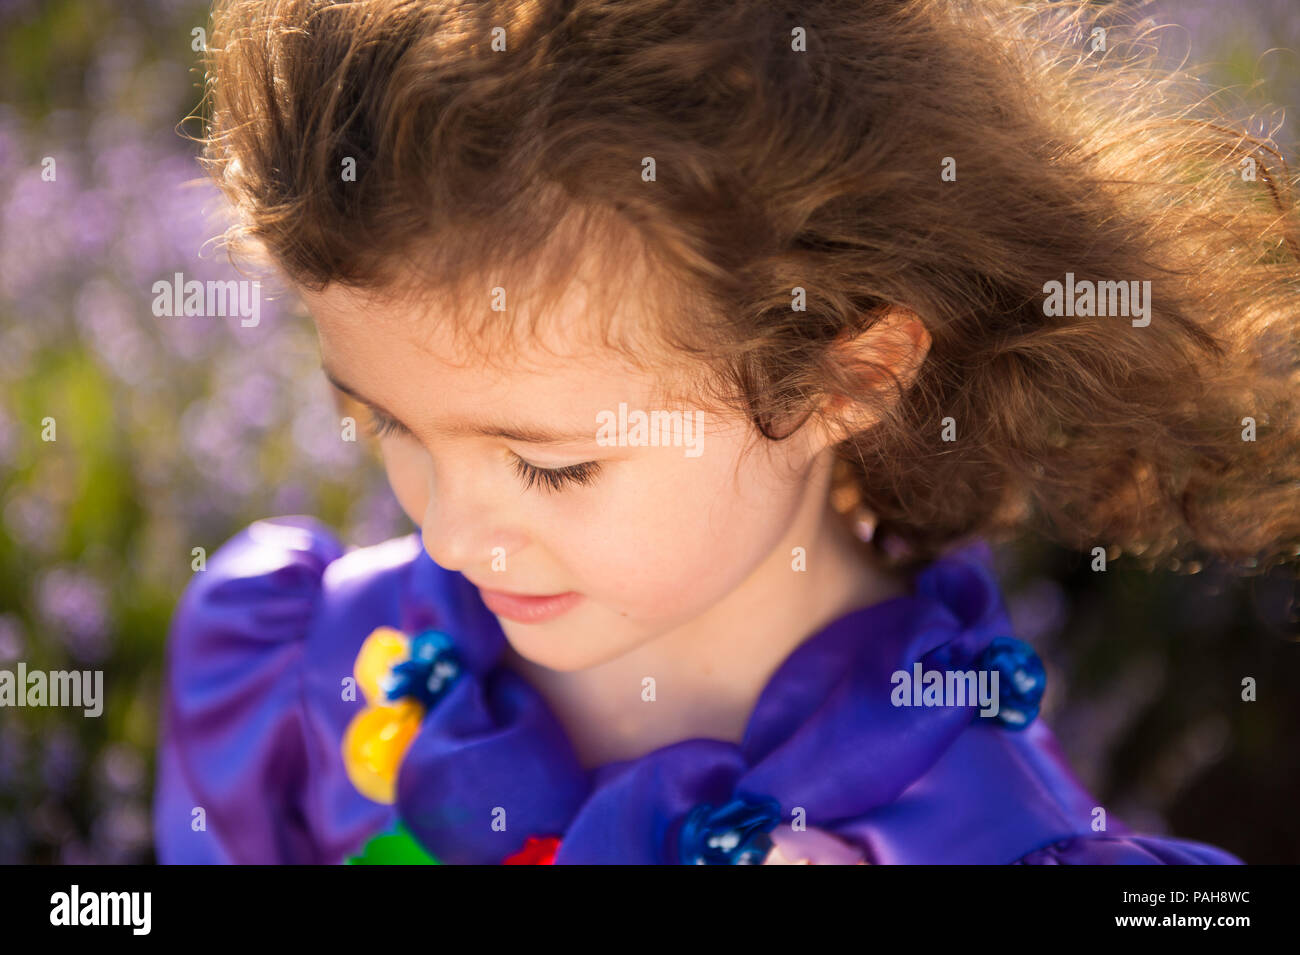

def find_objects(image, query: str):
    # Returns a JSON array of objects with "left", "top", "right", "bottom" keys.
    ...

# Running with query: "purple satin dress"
[{"left": 152, "top": 515, "right": 1242, "bottom": 864}]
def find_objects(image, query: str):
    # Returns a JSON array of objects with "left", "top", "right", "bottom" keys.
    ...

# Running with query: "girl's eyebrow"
[{"left": 321, "top": 366, "right": 595, "bottom": 445}]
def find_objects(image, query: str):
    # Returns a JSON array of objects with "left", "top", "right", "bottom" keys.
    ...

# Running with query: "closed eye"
[
  {"left": 364, "top": 410, "right": 599, "bottom": 492},
  {"left": 365, "top": 409, "right": 410, "bottom": 440},
  {"left": 510, "top": 453, "right": 601, "bottom": 493}
]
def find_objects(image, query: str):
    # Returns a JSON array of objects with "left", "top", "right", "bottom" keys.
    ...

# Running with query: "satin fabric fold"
[{"left": 153, "top": 516, "right": 1243, "bottom": 865}]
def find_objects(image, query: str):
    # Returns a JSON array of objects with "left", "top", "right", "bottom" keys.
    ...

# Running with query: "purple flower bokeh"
[{"left": 36, "top": 567, "right": 111, "bottom": 663}]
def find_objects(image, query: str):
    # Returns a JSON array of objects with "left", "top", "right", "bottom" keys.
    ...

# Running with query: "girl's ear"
[{"left": 812, "top": 305, "right": 932, "bottom": 448}]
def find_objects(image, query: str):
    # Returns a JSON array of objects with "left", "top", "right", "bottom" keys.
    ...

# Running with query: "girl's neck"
[{"left": 500, "top": 459, "right": 911, "bottom": 771}]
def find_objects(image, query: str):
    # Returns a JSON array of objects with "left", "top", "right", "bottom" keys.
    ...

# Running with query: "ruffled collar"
[{"left": 356, "top": 538, "right": 1077, "bottom": 864}]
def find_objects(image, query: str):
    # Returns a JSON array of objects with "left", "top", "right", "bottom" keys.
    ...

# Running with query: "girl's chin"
[{"left": 498, "top": 616, "right": 652, "bottom": 674}]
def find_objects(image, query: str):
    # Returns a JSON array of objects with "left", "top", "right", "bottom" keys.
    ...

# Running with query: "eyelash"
[
  {"left": 365, "top": 410, "right": 599, "bottom": 493},
  {"left": 510, "top": 454, "right": 601, "bottom": 493},
  {"left": 365, "top": 410, "right": 407, "bottom": 440}
]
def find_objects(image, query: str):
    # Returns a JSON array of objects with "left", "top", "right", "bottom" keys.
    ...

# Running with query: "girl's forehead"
[{"left": 302, "top": 274, "right": 717, "bottom": 406}]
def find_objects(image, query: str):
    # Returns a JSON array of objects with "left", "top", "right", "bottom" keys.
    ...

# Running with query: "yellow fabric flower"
[{"left": 342, "top": 627, "right": 426, "bottom": 805}]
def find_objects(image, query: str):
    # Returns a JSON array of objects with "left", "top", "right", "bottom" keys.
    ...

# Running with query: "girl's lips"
[{"left": 477, "top": 588, "right": 583, "bottom": 624}]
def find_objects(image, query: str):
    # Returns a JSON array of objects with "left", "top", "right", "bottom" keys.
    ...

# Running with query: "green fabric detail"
[{"left": 345, "top": 821, "right": 441, "bottom": 865}]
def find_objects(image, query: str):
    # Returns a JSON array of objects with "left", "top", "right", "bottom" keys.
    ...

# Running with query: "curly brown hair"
[{"left": 196, "top": 0, "right": 1300, "bottom": 576}]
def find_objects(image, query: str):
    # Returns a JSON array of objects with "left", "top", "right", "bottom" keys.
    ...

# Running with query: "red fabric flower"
[{"left": 503, "top": 835, "right": 560, "bottom": 864}]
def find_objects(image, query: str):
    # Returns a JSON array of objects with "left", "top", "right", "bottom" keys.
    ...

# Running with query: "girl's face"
[{"left": 302, "top": 281, "right": 836, "bottom": 673}]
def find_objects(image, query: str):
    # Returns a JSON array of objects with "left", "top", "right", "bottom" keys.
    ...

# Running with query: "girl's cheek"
[{"left": 582, "top": 483, "right": 760, "bottom": 600}]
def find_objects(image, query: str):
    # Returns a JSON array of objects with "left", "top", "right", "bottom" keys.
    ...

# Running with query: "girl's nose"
[{"left": 418, "top": 467, "right": 526, "bottom": 574}]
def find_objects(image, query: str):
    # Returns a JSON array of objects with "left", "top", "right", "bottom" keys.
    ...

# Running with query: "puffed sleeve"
[
  {"left": 1015, "top": 834, "right": 1243, "bottom": 865},
  {"left": 152, "top": 516, "right": 344, "bottom": 864}
]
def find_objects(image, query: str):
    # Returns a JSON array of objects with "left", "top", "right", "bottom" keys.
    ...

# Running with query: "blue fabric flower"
[
  {"left": 676, "top": 795, "right": 783, "bottom": 865},
  {"left": 382, "top": 629, "right": 463, "bottom": 709},
  {"left": 977, "top": 636, "right": 1046, "bottom": 730}
]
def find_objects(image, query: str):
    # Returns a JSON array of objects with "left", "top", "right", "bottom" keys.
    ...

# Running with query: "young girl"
[{"left": 153, "top": 0, "right": 1299, "bottom": 864}]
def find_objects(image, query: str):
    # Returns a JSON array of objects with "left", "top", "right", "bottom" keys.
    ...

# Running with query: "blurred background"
[{"left": 0, "top": 0, "right": 1296, "bottom": 864}]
